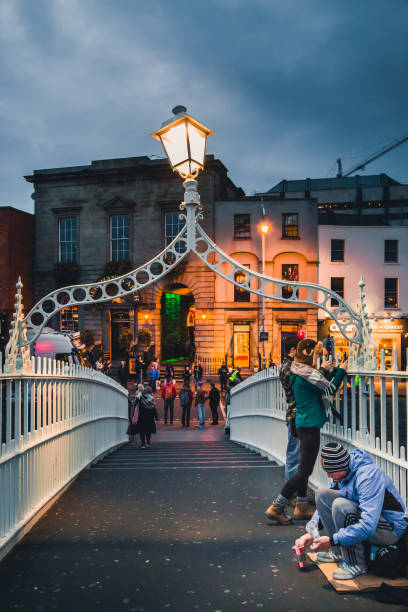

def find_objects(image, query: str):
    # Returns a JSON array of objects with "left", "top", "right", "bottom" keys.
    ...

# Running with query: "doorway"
[
  {"left": 161, "top": 285, "right": 194, "bottom": 362},
  {"left": 111, "top": 310, "right": 131, "bottom": 360},
  {"left": 233, "top": 322, "right": 250, "bottom": 368}
]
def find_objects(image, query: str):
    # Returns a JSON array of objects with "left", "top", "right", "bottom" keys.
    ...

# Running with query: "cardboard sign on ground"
[{"left": 308, "top": 553, "right": 408, "bottom": 593}]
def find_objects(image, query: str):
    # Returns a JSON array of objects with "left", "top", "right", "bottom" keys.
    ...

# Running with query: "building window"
[
  {"left": 282, "top": 213, "right": 298, "bottom": 238},
  {"left": 234, "top": 214, "right": 251, "bottom": 239},
  {"left": 165, "top": 211, "right": 186, "bottom": 254},
  {"left": 59, "top": 217, "right": 77, "bottom": 262},
  {"left": 385, "top": 278, "right": 398, "bottom": 308},
  {"left": 281, "top": 264, "right": 299, "bottom": 299},
  {"left": 384, "top": 240, "right": 398, "bottom": 263},
  {"left": 111, "top": 215, "right": 129, "bottom": 261},
  {"left": 234, "top": 266, "right": 250, "bottom": 302},
  {"left": 60, "top": 306, "right": 79, "bottom": 332},
  {"left": 330, "top": 277, "right": 344, "bottom": 307},
  {"left": 331, "top": 239, "right": 344, "bottom": 262}
]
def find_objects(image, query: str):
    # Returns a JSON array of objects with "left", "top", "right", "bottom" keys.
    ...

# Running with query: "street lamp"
[
  {"left": 259, "top": 222, "right": 270, "bottom": 369},
  {"left": 151, "top": 106, "right": 213, "bottom": 179}
]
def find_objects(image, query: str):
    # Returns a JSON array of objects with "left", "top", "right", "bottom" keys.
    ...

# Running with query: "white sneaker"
[
  {"left": 332, "top": 560, "right": 367, "bottom": 580},
  {"left": 316, "top": 550, "right": 342, "bottom": 563}
]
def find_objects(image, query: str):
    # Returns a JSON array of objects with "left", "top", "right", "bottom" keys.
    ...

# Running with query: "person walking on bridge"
[
  {"left": 195, "top": 382, "right": 208, "bottom": 428},
  {"left": 135, "top": 386, "right": 158, "bottom": 448},
  {"left": 179, "top": 381, "right": 193, "bottom": 427},
  {"left": 161, "top": 375, "right": 176, "bottom": 425},
  {"left": 209, "top": 382, "right": 220, "bottom": 425}
]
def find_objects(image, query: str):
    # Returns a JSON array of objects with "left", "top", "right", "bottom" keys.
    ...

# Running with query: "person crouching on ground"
[
  {"left": 195, "top": 382, "right": 208, "bottom": 428},
  {"left": 295, "top": 442, "right": 407, "bottom": 580},
  {"left": 135, "top": 385, "right": 158, "bottom": 448},
  {"left": 266, "top": 339, "right": 347, "bottom": 524}
]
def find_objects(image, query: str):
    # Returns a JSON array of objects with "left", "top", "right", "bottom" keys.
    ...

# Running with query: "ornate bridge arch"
[{"left": 6, "top": 178, "right": 376, "bottom": 373}]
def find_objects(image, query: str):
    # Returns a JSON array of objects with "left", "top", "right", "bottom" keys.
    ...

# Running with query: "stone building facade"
[
  {"left": 26, "top": 155, "right": 244, "bottom": 365},
  {"left": 214, "top": 195, "right": 318, "bottom": 367}
]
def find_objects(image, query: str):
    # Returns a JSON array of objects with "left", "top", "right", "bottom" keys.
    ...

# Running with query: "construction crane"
[{"left": 336, "top": 132, "right": 408, "bottom": 177}]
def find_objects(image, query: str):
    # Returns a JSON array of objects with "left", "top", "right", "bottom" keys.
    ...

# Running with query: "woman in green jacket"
[{"left": 266, "top": 339, "right": 347, "bottom": 525}]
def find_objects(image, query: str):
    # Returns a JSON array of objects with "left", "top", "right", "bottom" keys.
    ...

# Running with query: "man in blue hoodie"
[{"left": 296, "top": 442, "right": 407, "bottom": 580}]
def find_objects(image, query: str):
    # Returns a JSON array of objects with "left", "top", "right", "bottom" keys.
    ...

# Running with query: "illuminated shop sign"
[{"left": 329, "top": 322, "right": 403, "bottom": 334}]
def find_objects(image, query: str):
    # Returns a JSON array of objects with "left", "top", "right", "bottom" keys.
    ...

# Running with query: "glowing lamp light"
[
  {"left": 143, "top": 314, "right": 149, "bottom": 320},
  {"left": 201, "top": 313, "right": 207, "bottom": 320},
  {"left": 296, "top": 329, "right": 306, "bottom": 339},
  {"left": 260, "top": 224, "right": 270, "bottom": 234},
  {"left": 151, "top": 106, "right": 213, "bottom": 179}
]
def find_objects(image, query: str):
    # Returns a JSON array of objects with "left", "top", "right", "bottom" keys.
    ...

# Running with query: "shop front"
[{"left": 319, "top": 318, "right": 408, "bottom": 370}]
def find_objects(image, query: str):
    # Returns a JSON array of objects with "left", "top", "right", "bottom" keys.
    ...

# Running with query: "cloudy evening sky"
[{"left": 0, "top": 0, "right": 407, "bottom": 212}]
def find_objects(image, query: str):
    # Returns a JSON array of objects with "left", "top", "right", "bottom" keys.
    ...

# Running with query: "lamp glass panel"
[
  {"left": 160, "top": 122, "right": 188, "bottom": 167},
  {"left": 187, "top": 122, "right": 206, "bottom": 166},
  {"left": 176, "top": 160, "right": 201, "bottom": 177}
]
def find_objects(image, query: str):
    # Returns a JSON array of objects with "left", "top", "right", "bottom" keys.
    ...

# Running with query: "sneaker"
[
  {"left": 294, "top": 501, "right": 315, "bottom": 520},
  {"left": 195, "top": 424, "right": 202, "bottom": 428},
  {"left": 265, "top": 504, "right": 293, "bottom": 525},
  {"left": 332, "top": 560, "right": 368, "bottom": 580},
  {"left": 316, "top": 550, "right": 342, "bottom": 563},
  {"left": 141, "top": 445, "right": 146, "bottom": 449}
]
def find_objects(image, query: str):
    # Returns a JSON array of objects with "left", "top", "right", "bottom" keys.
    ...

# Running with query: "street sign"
[{"left": 259, "top": 331, "right": 268, "bottom": 342}]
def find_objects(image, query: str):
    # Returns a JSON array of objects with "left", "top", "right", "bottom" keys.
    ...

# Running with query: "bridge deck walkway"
[{"left": 0, "top": 424, "right": 402, "bottom": 612}]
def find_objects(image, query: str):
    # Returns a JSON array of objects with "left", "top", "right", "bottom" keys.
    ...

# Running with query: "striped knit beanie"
[{"left": 321, "top": 442, "right": 350, "bottom": 472}]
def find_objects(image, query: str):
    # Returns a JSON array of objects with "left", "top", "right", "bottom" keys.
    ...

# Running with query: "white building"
[{"left": 318, "top": 225, "right": 408, "bottom": 368}]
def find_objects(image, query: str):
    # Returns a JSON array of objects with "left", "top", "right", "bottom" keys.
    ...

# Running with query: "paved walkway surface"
[{"left": 0, "top": 425, "right": 404, "bottom": 611}]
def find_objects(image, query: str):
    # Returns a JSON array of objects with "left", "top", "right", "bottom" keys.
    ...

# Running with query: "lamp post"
[{"left": 259, "top": 223, "right": 270, "bottom": 369}]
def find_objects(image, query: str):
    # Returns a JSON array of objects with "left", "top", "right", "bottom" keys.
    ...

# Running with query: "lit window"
[
  {"left": 282, "top": 264, "right": 299, "bottom": 299},
  {"left": 330, "top": 277, "right": 344, "bottom": 307},
  {"left": 60, "top": 306, "right": 79, "bottom": 331},
  {"left": 331, "top": 239, "right": 345, "bottom": 262},
  {"left": 111, "top": 215, "right": 129, "bottom": 261},
  {"left": 282, "top": 213, "right": 298, "bottom": 238},
  {"left": 384, "top": 240, "right": 398, "bottom": 263},
  {"left": 385, "top": 278, "right": 398, "bottom": 308},
  {"left": 59, "top": 217, "right": 77, "bottom": 262},
  {"left": 234, "top": 266, "right": 250, "bottom": 302},
  {"left": 234, "top": 214, "right": 251, "bottom": 239},
  {"left": 165, "top": 212, "right": 186, "bottom": 254}
]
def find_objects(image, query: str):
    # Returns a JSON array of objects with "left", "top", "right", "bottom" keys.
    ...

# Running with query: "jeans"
[
  {"left": 181, "top": 403, "right": 191, "bottom": 427},
  {"left": 164, "top": 398, "right": 174, "bottom": 423},
  {"left": 285, "top": 421, "right": 300, "bottom": 482},
  {"left": 316, "top": 488, "right": 399, "bottom": 568},
  {"left": 194, "top": 378, "right": 199, "bottom": 392},
  {"left": 197, "top": 403, "right": 205, "bottom": 425}
]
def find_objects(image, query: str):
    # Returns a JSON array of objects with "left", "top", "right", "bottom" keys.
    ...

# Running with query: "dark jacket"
[
  {"left": 179, "top": 385, "right": 193, "bottom": 406},
  {"left": 279, "top": 356, "right": 296, "bottom": 423},
  {"left": 135, "top": 393, "right": 158, "bottom": 435},
  {"left": 218, "top": 365, "right": 228, "bottom": 381},
  {"left": 194, "top": 365, "right": 203, "bottom": 380},
  {"left": 209, "top": 387, "right": 220, "bottom": 407}
]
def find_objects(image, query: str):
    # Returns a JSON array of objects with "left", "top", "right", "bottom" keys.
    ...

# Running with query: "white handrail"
[
  {"left": 0, "top": 357, "right": 128, "bottom": 560},
  {"left": 229, "top": 353, "right": 408, "bottom": 508}
]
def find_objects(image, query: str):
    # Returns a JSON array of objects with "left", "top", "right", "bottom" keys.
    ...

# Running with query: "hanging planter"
[{"left": 53, "top": 262, "right": 80, "bottom": 287}]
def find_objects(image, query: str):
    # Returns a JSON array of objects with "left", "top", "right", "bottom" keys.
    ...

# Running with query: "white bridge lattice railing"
[
  {"left": 0, "top": 355, "right": 128, "bottom": 560},
  {"left": 228, "top": 354, "right": 408, "bottom": 509}
]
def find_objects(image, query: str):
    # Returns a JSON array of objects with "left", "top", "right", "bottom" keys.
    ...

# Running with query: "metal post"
[{"left": 261, "top": 232, "right": 266, "bottom": 370}]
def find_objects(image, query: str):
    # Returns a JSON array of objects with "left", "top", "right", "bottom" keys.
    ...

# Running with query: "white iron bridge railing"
[
  {"left": 228, "top": 350, "right": 408, "bottom": 509},
  {"left": 0, "top": 355, "right": 128, "bottom": 561}
]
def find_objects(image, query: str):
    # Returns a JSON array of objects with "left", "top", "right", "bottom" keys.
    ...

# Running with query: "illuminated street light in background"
[{"left": 259, "top": 222, "right": 270, "bottom": 369}]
